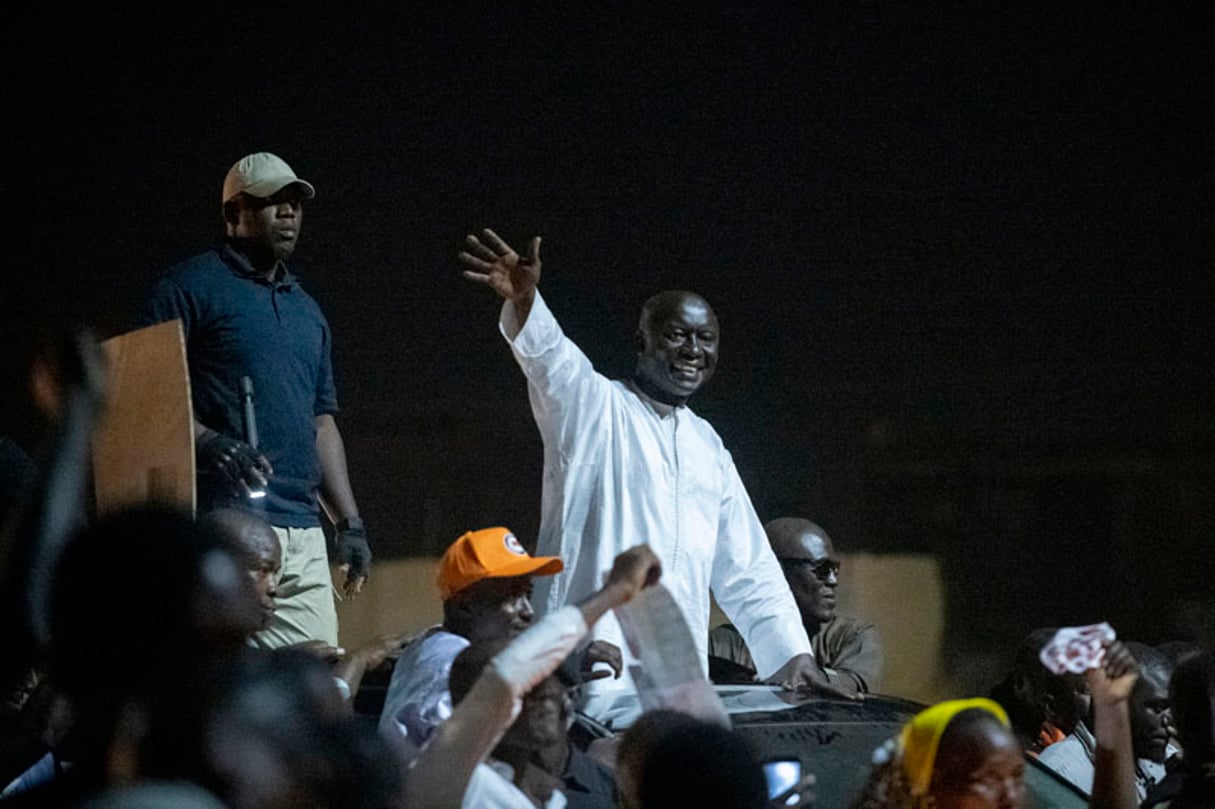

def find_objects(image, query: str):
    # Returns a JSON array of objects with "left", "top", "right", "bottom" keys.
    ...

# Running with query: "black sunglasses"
[{"left": 777, "top": 558, "right": 840, "bottom": 580}]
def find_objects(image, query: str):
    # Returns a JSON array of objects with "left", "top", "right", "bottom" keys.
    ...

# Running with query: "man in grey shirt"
[{"left": 709, "top": 517, "right": 882, "bottom": 693}]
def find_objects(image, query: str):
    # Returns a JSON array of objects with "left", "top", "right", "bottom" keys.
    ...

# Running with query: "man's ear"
[
  {"left": 633, "top": 329, "right": 647, "bottom": 357},
  {"left": 1039, "top": 691, "right": 1056, "bottom": 716},
  {"left": 442, "top": 597, "right": 472, "bottom": 633},
  {"left": 222, "top": 198, "right": 242, "bottom": 227}
]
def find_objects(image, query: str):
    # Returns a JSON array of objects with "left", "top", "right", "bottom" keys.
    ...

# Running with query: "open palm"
[{"left": 459, "top": 228, "right": 541, "bottom": 303}]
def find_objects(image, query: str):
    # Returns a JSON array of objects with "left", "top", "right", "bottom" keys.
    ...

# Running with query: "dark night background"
[{"left": 3, "top": 4, "right": 1213, "bottom": 679}]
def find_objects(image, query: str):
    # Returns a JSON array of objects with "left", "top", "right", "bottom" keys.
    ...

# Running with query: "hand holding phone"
[{"left": 763, "top": 758, "right": 811, "bottom": 806}]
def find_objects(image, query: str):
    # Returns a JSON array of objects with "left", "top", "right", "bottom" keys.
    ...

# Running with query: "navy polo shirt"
[{"left": 135, "top": 241, "right": 338, "bottom": 526}]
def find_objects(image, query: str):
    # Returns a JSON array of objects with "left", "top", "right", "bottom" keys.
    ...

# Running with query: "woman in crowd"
[{"left": 853, "top": 698, "right": 1025, "bottom": 809}]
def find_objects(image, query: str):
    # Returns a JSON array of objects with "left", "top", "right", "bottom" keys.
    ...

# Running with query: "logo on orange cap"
[{"left": 437, "top": 526, "right": 563, "bottom": 601}]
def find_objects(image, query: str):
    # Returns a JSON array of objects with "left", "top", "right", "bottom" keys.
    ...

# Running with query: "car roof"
[
  {"left": 591, "top": 684, "right": 925, "bottom": 732},
  {"left": 718, "top": 684, "right": 926, "bottom": 725},
  {"left": 601, "top": 686, "right": 1087, "bottom": 808}
]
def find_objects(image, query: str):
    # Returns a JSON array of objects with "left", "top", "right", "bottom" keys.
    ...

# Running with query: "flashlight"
[{"left": 240, "top": 376, "right": 266, "bottom": 499}]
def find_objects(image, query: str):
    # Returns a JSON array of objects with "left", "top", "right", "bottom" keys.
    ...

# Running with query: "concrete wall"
[
  {"left": 335, "top": 552, "right": 953, "bottom": 705},
  {"left": 334, "top": 557, "right": 444, "bottom": 648}
]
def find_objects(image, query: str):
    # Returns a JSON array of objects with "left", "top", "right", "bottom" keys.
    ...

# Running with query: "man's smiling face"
[{"left": 634, "top": 292, "right": 719, "bottom": 406}]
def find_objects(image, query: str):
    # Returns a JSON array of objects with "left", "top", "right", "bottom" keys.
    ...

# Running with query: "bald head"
[
  {"left": 765, "top": 518, "right": 835, "bottom": 561},
  {"left": 765, "top": 517, "right": 839, "bottom": 629},
  {"left": 638, "top": 290, "right": 715, "bottom": 332},
  {"left": 633, "top": 290, "right": 719, "bottom": 407},
  {"left": 201, "top": 508, "right": 280, "bottom": 563},
  {"left": 198, "top": 508, "right": 281, "bottom": 630}
]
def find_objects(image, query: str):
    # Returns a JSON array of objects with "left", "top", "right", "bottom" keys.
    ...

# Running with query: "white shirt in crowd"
[{"left": 377, "top": 627, "right": 469, "bottom": 756}]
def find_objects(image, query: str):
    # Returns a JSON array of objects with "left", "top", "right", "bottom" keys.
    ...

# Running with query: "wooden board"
[{"left": 91, "top": 320, "right": 195, "bottom": 515}]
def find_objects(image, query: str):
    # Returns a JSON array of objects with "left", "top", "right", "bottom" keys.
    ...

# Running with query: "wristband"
[{"left": 336, "top": 516, "right": 365, "bottom": 533}]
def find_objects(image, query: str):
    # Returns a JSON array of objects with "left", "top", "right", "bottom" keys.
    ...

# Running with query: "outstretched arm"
[
  {"left": 460, "top": 229, "right": 611, "bottom": 460},
  {"left": 1087, "top": 640, "right": 1139, "bottom": 809},
  {"left": 334, "top": 629, "right": 411, "bottom": 703},
  {"left": 459, "top": 229, "right": 542, "bottom": 332}
]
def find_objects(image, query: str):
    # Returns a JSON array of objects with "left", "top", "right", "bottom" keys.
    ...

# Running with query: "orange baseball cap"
[{"left": 437, "top": 526, "right": 563, "bottom": 601}]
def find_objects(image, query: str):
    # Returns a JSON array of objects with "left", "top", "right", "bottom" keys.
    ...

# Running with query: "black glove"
[
  {"left": 196, "top": 429, "right": 269, "bottom": 495},
  {"left": 334, "top": 516, "right": 372, "bottom": 583}
]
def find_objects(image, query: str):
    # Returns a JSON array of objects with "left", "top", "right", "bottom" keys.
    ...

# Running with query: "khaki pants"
[{"left": 254, "top": 525, "right": 339, "bottom": 648}]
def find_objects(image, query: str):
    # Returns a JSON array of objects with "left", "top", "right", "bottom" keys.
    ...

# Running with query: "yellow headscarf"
[{"left": 897, "top": 697, "right": 1010, "bottom": 796}]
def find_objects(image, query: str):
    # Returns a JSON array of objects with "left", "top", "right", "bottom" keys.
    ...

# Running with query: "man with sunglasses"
[{"left": 710, "top": 517, "right": 882, "bottom": 693}]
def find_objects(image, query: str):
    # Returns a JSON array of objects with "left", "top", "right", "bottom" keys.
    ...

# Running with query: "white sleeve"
[
  {"left": 491, "top": 605, "right": 589, "bottom": 699},
  {"left": 709, "top": 455, "right": 812, "bottom": 678},
  {"left": 499, "top": 291, "right": 613, "bottom": 450}
]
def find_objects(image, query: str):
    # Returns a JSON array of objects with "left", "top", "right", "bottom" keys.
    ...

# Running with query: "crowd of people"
[{"left": 0, "top": 153, "right": 1211, "bottom": 808}]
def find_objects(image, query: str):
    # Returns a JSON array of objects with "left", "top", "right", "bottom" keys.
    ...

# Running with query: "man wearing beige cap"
[
  {"left": 378, "top": 526, "right": 569, "bottom": 760},
  {"left": 135, "top": 152, "right": 370, "bottom": 650}
]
